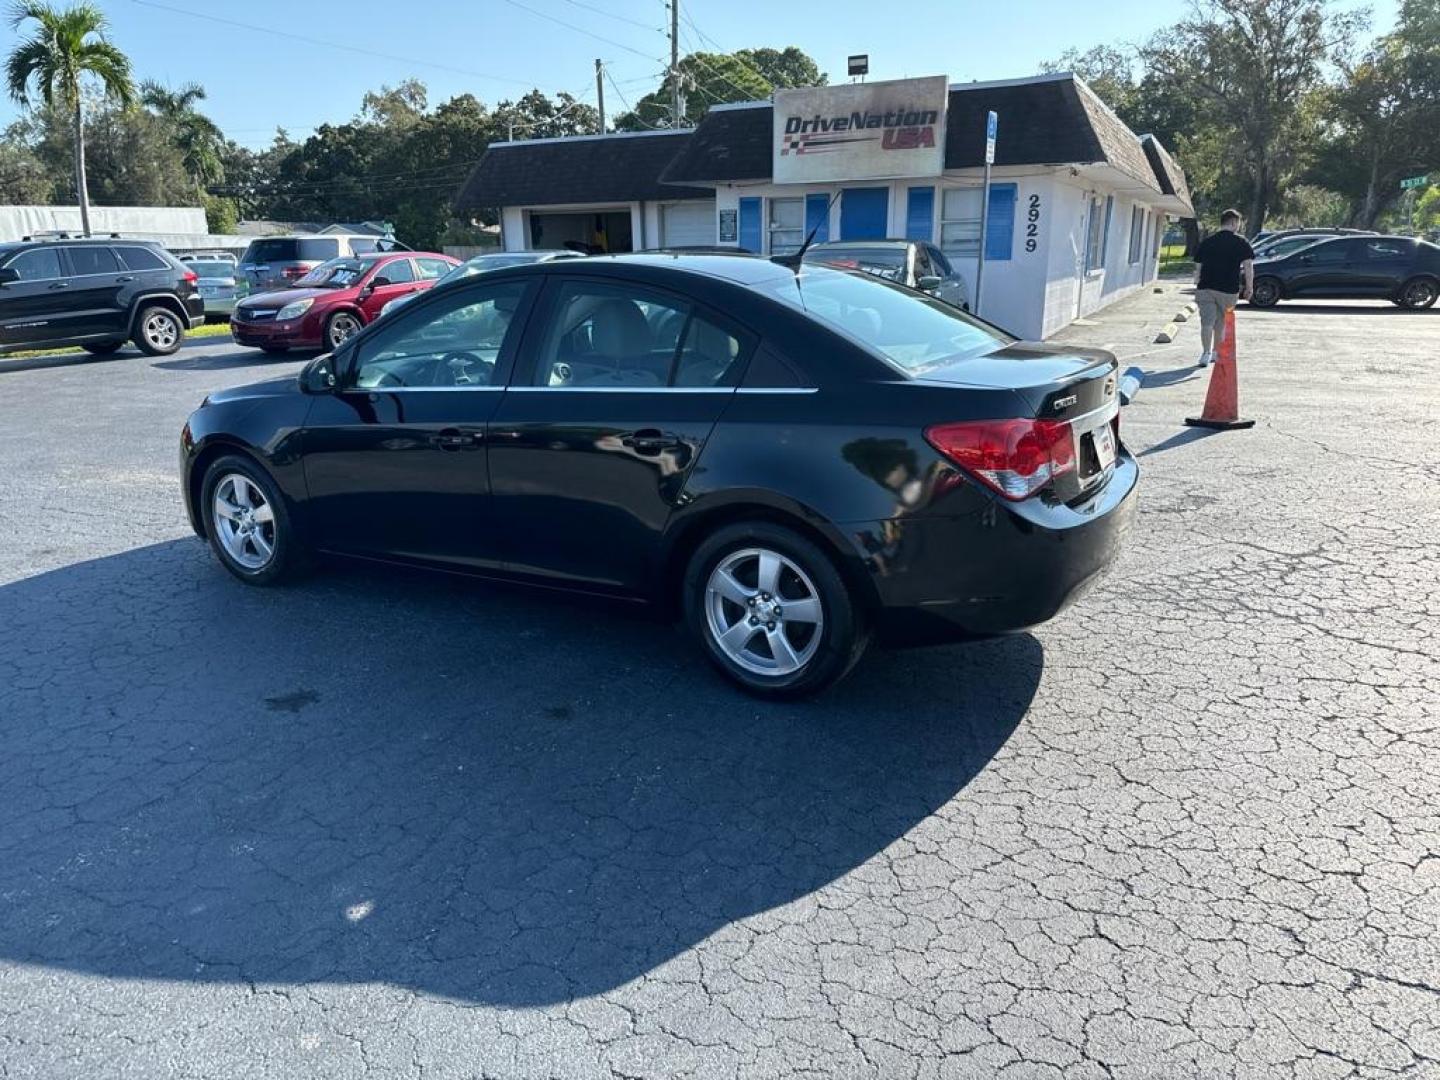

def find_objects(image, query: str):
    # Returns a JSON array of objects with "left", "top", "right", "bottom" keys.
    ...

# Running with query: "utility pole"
[
  {"left": 595, "top": 58, "right": 606, "bottom": 133},
  {"left": 669, "top": 0, "right": 681, "bottom": 127}
]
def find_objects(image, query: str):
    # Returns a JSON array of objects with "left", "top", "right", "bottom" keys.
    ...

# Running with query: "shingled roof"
[
  {"left": 455, "top": 130, "right": 710, "bottom": 211},
  {"left": 457, "top": 73, "right": 1187, "bottom": 211},
  {"left": 1141, "top": 135, "right": 1194, "bottom": 214},
  {"left": 663, "top": 73, "right": 1166, "bottom": 193}
]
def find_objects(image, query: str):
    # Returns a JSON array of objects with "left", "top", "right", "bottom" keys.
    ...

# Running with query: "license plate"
[
  {"left": 1091, "top": 421, "right": 1116, "bottom": 471},
  {"left": 199, "top": 286, "right": 217, "bottom": 297}
]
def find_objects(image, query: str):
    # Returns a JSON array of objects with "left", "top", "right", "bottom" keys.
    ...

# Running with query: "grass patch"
[
  {"left": 2, "top": 319, "right": 233, "bottom": 361},
  {"left": 1159, "top": 244, "right": 1195, "bottom": 276}
]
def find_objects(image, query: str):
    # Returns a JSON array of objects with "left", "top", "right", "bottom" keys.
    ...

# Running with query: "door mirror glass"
[
  {"left": 0, "top": 267, "right": 17, "bottom": 285},
  {"left": 917, "top": 274, "right": 943, "bottom": 291},
  {"left": 300, "top": 355, "right": 337, "bottom": 394},
  {"left": 369, "top": 275, "right": 392, "bottom": 289}
]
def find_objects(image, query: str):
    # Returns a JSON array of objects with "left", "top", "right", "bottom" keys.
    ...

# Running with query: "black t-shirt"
[{"left": 1195, "top": 231, "right": 1255, "bottom": 294}]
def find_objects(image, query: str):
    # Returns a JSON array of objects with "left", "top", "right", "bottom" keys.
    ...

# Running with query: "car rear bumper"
[{"left": 855, "top": 451, "right": 1139, "bottom": 646}]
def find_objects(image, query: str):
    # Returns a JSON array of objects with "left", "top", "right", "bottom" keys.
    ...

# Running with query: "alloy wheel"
[
  {"left": 328, "top": 313, "right": 361, "bottom": 347},
  {"left": 704, "top": 547, "right": 824, "bottom": 677},
  {"left": 143, "top": 311, "right": 179, "bottom": 350},
  {"left": 212, "top": 472, "right": 277, "bottom": 571},
  {"left": 1251, "top": 281, "right": 1279, "bottom": 306},
  {"left": 1403, "top": 279, "right": 1436, "bottom": 309}
]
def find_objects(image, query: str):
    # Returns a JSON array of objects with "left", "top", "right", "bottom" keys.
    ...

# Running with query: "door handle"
[
  {"left": 431, "top": 428, "right": 482, "bottom": 450},
  {"left": 622, "top": 429, "right": 681, "bottom": 454},
  {"left": 116, "top": 275, "right": 135, "bottom": 283},
  {"left": 48, "top": 282, "right": 69, "bottom": 289}
]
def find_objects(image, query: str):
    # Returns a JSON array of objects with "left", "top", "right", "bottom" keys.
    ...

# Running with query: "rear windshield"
[
  {"left": 760, "top": 266, "right": 1011, "bottom": 376},
  {"left": 188, "top": 260, "right": 234, "bottom": 277},
  {"left": 241, "top": 237, "right": 339, "bottom": 263},
  {"left": 293, "top": 257, "right": 376, "bottom": 288},
  {"left": 803, "top": 246, "right": 908, "bottom": 281}
]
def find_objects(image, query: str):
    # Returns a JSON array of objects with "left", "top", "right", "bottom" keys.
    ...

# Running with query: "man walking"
[{"left": 1193, "top": 209, "right": 1254, "bottom": 366}]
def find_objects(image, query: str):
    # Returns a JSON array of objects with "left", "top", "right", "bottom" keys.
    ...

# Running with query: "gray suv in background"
[
  {"left": 237, "top": 234, "right": 397, "bottom": 293},
  {"left": 801, "top": 239, "right": 971, "bottom": 311}
]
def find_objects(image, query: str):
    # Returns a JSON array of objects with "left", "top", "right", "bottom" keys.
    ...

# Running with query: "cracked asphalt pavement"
[{"left": 1, "top": 290, "right": 1436, "bottom": 1078}]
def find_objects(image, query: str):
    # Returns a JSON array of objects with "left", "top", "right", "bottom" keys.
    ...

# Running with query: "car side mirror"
[
  {"left": 917, "top": 274, "right": 943, "bottom": 291},
  {"left": 0, "top": 267, "right": 18, "bottom": 285},
  {"left": 300, "top": 355, "right": 338, "bottom": 394},
  {"left": 370, "top": 275, "right": 392, "bottom": 289}
]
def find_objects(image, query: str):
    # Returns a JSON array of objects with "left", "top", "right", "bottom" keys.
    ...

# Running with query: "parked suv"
[
  {"left": 1249, "top": 235, "right": 1440, "bottom": 309},
  {"left": 0, "top": 238, "right": 204, "bottom": 356},
  {"left": 236, "top": 234, "right": 401, "bottom": 294},
  {"left": 802, "top": 239, "right": 971, "bottom": 310}
]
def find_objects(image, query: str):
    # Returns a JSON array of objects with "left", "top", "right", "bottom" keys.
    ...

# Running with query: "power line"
[
  {"left": 500, "top": 0, "right": 666, "bottom": 62},
  {"left": 556, "top": 0, "right": 663, "bottom": 33},
  {"left": 128, "top": 0, "right": 545, "bottom": 88},
  {"left": 603, "top": 67, "right": 667, "bottom": 130}
]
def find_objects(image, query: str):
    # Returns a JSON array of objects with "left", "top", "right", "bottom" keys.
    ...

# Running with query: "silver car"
[
  {"left": 378, "top": 250, "right": 584, "bottom": 319},
  {"left": 187, "top": 258, "right": 242, "bottom": 319},
  {"left": 802, "top": 239, "right": 971, "bottom": 311}
]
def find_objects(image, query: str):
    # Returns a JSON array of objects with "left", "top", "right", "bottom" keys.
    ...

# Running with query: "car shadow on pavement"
[
  {"left": 151, "top": 349, "right": 297, "bottom": 371},
  {"left": 0, "top": 539, "right": 1041, "bottom": 1006},
  {"left": 1243, "top": 303, "right": 1430, "bottom": 316}
]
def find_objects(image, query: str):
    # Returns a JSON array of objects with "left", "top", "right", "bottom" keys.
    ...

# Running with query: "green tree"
[
  {"left": 614, "top": 47, "right": 824, "bottom": 131},
  {"left": 141, "top": 79, "right": 226, "bottom": 190},
  {"left": 1313, "top": 0, "right": 1440, "bottom": 226},
  {"left": 0, "top": 133, "right": 53, "bottom": 202},
  {"left": 1415, "top": 185, "right": 1440, "bottom": 231},
  {"left": 1142, "top": 0, "right": 1366, "bottom": 232},
  {"left": 5, "top": 0, "right": 134, "bottom": 235}
]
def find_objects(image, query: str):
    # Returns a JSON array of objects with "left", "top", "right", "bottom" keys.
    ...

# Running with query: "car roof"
[
  {"left": 573, "top": 252, "right": 802, "bottom": 287},
  {"left": 808, "top": 239, "right": 914, "bottom": 249}
]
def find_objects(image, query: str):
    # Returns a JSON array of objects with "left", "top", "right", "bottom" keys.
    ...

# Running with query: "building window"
[
  {"left": 1083, "top": 196, "right": 1105, "bottom": 273},
  {"left": 768, "top": 197, "right": 805, "bottom": 255},
  {"left": 940, "top": 187, "right": 983, "bottom": 257},
  {"left": 1128, "top": 206, "right": 1145, "bottom": 264}
]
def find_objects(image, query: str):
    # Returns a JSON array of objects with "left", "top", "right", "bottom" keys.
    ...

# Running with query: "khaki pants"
[{"left": 1195, "top": 289, "right": 1238, "bottom": 352}]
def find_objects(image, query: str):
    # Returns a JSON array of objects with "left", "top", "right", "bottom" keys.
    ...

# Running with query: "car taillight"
[
  {"left": 925, "top": 418, "right": 1077, "bottom": 501},
  {"left": 182, "top": 269, "right": 198, "bottom": 285},
  {"left": 281, "top": 265, "right": 307, "bottom": 279}
]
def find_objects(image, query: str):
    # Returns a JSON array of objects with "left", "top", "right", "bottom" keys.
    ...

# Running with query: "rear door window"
[
  {"left": 4, "top": 247, "right": 64, "bottom": 281},
  {"left": 68, "top": 246, "right": 121, "bottom": 276},
  {"left": 116, "top": 245, "right": 169, "bottom": 272},
  {"left": 377, "top": 259, "right": 415, "bottom": 284},
  {"left": 416, "top": 257, "right": 452, "bottom": 279},
  {"left": 1363, "top": 239, "right": 1411, "bottom": 262}
]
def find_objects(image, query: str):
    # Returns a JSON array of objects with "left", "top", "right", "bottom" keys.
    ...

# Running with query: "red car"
[{"left": 230, "top": 251, "right": 459, "bottom": 354}]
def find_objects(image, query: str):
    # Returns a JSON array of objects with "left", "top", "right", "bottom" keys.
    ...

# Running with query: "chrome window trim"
[
  {"left": 735, "top": 387, "right": 819, "bottom": 394},
  {"left": 504, "top": 385, "right": 737, "bottom": 394},
  {"left": 351, "top": 384, "right": 504, "bottom": 393}
]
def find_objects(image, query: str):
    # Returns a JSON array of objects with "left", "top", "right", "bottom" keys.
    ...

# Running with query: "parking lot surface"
[{"left": 2, "top": 293, "right": 1437, "bottom": 1079}]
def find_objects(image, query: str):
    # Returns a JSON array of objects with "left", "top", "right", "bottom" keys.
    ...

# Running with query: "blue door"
[{"left": 840, "top": 188, "right": 889, "bottom": 240}]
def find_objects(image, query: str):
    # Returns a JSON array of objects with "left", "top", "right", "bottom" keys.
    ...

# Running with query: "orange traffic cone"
[{"left": 1185, "top": 307, "right": 1255, "bottom": 430}]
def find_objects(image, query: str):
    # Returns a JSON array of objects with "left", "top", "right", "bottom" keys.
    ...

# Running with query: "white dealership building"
[{"left": 457, "top": 72, "right": 1193, "bottom": 340}]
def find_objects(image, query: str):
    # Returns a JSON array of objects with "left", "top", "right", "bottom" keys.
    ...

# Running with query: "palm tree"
[
  {"left": 141, "top": 79, "right": 225, "bottom": 190},
  {"left": 5, "top": 1, "right": 134, "bottom": 237}
]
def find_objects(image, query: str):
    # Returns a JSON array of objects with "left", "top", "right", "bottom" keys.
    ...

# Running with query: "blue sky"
[{"left": 4, "top": 0, "right": 1396, "bottom": 148}]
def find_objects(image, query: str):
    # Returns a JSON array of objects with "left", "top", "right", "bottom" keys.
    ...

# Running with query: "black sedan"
[
  {"left": 180, "top": 255, "right": 1136, "bottom": 697},
  {"left": 1249, "top": 234, "right": 1440, "bottom": 309}
]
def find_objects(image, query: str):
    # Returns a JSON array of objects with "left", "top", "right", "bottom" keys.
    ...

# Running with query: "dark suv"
[{"left": 0, "top": 238, "right": 205, "bottom": 356}]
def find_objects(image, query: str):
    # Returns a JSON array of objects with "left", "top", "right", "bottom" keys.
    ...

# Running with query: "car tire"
[
  {"left": 683, "top": 521, "right": 868, "bottom": 699},
  {"left": 200, "top": 454, "right": 308, "bottom": 586},
  {"left": 324, "top": 311, "right": 363, "bottom": 349},
  {"left": 1248, "top": 278, "right": 1282, "bottom": 308},
  {"left": 1397, "top": 276, "right": 1438, "bottom": 310},
  {"left": 261, "top": 345, "right": 290, "bottom": 356},
  {"left": 132, "top": 305, "right": 184, "bottom": 355},
  {"left": 82, "top": 341, "right": 124, "bottom": 355}
]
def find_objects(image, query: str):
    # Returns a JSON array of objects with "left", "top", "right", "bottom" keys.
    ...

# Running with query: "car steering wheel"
[{"left": 439, "top": 350, "right": 492, "bottom": 386}]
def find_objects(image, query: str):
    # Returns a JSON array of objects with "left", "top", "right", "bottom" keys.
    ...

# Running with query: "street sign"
[
  {"left": 985, "top": 110, "right": 997, "bottom": 165},
  {"left": 1400, "top": 175, "right": 1429, "bottom": 190}
]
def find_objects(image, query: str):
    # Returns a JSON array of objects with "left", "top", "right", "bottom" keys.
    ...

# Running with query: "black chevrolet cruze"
[{"left": 181, "top": 254, "right": 1136, "bottom": 696}]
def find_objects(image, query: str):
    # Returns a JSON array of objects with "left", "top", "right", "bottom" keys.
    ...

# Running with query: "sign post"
[
  {"left": 974, "top": 111, "right": 997, "bottom": 315},
  {"left": 1401, "top": 176, "right": 1429, "bottom": 233}
]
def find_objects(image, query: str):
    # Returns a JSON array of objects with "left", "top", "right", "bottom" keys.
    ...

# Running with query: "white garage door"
[{"left": 661, "top": 202, "right": 715, "bottom": 247}]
